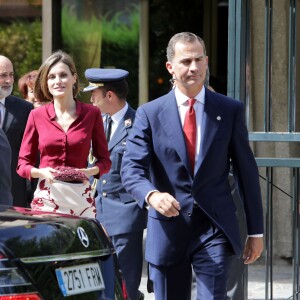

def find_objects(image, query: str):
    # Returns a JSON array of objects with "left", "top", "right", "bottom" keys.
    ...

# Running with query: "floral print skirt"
[{"left": 31, "top": 179, "right": 96, "bottom": 218}]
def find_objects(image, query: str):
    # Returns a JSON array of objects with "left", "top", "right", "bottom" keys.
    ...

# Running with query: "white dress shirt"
[{"left": 108, "top": 102, "right": 128, "bottom": 140}]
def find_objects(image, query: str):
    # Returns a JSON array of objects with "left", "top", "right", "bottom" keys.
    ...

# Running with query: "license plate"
[{"left": 55, "top": 262, "right": 105, "bottom": 296}]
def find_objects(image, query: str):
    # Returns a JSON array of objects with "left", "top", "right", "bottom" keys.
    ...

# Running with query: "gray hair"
[{"left": 166, "top": 32, "right": 206, "bottom": 62}]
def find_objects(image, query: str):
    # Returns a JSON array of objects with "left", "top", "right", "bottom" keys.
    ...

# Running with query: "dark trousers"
[
  {"left": 99, "top": 255, "right": 115, "bottom": 300},
  {"left": 111, "top": 231, "right": 144, "bottom": 300},
  {"left": 226, "top": 179, "right": 247, "bottom": 300},
  {"left": 149, "top": 208, "right": 234, "bottom": 300}
]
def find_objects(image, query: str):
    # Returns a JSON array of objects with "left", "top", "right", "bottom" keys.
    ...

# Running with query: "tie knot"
[
  {"left": 107, "top": 116, "right": 113, "bottom": 127},
  {"left": 188, "top": 98, "right": 196, "bottom": 107}
]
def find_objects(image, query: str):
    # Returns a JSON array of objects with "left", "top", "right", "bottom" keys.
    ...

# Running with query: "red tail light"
[{"left": 0, "top": 294, "right": 41, "bottom": 300}]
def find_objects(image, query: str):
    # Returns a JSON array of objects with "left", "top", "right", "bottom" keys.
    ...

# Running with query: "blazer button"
[
  {"left": 188, "top": 212, "right": 192, "bottom": 217},
  {"left": 102, "top": 192, "right": 107, "bottom": 197},
  {"left": 102, "top": 179, "right": 107, "bottom": 184}
]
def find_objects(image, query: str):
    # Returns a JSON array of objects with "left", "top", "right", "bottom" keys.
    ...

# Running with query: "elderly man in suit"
[
  {"left": 83, "top": 68, "right": 147, "bottom": 300},
  {"left": 0, "top": 128, "right": 13, "bottom": 205},
  {"left": 121, "top": 32, "right": 264, "bottom": 300},
  {"left": 0, "top": 55, "right": 33, "bottom": 207}
]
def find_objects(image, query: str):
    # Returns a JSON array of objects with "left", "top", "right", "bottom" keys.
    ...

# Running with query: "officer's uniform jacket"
[{"left": 95, "top": 105, "right": 147, "bottom": 236}]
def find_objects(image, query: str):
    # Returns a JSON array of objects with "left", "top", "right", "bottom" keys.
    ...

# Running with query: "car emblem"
[{"left": 77, "top": 227, "right": 89, "bottom": 248}]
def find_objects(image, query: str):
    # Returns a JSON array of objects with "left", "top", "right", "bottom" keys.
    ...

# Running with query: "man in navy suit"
[
  {"left": 83, "top": 68, "right": 147, "bottom": 300},
  {"left": 0, "top": 55, "right": 33, "bottom": 207},
  {"left": 121, "top": 32, "right": 264, "bottom": 300}
]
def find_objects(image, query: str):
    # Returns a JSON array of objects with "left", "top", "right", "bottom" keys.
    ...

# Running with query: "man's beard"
[{"left": 0, "top": 85, "right": 13, "bottom": 99}]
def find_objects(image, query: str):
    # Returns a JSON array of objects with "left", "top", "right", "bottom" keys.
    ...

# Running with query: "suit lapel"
[
  {"left": 108, "top": 107, "right": 134, "bottom": 151},
  {"left": 2, "top": 97, "right": 15, "bottom": 133},
  {"left": 156, "top": 90, "right": 223, "bottom": 176},
  {"left": 195, "top": 91, "right": 222, "bottom": 175},
  {"left": 158, "top": 93, "right": 190, "bottom": 171}
]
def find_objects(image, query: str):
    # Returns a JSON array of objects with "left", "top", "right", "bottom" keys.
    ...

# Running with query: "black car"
[{"left": 0, "top": 206, "right": 128, "bottom": 299}]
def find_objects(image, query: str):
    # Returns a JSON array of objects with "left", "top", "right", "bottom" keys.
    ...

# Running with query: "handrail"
[{"left": 249, "top": 132, "right": 300, "bottom": 142}]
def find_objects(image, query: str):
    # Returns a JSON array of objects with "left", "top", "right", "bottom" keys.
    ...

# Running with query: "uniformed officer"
[{"left": 84, "top": 68, "right": 147, "bottom": 300}]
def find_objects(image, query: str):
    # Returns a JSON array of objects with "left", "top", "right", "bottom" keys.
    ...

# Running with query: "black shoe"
[{"left": 138, "top": 291, "right": 145, "bottom": 300}]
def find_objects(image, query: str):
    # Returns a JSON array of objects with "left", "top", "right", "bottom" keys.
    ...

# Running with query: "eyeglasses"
[{"left": 0, "top": 72, "right": 14, "bottom": 80}]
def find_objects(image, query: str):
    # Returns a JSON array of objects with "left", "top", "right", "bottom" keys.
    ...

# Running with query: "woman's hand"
[
  {"left": 31, "top": 167, "right": 57, "bottom": 184},
  {"left": 77, "top": 166, "right": 99, "bottom": 178}
]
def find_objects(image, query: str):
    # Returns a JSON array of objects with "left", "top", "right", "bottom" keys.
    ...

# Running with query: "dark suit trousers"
[
  {"left": 111, "top": 231, "right": 144, "bottom": 300},
  {"left": 225, "top": 180, "right": 247, "bottom": 300},
  {"left": 149, "top": 207, "right": 234, "bottom": 300}
]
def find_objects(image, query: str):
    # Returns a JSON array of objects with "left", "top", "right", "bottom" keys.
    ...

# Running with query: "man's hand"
[
  {"left": 243, "top": 236, "right": 263, "bottom": 264},
  {"left": 148, "top": 191, "right": 181, "bottom": 217}
]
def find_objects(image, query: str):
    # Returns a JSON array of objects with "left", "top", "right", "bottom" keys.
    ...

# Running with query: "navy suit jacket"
[
  {"left": 96, "top": 106, "right": 147, "bottom": 236},
  {"left": 3, "top": 95, "right": 33, "bottom": 207},
  {"left": 0, "top": 128, "right": 13, "bottom": 205},
  {"left": 121, "top": 88, "right": 263, "bottom": 267}
]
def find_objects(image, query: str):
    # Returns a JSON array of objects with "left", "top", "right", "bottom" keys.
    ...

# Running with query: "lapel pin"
[
  {"left": 217, "top": 116, "right": 221, "bottom": 121},
  {"left": 125, "top": 118, "right": 132, "bottom": 127}
]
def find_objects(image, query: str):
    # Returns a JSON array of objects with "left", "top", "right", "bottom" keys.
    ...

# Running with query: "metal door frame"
[{"left": 228, "top": 0, "right": 299, "bottom": 299}]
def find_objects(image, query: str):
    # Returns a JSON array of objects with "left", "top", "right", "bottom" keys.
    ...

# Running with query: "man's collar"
[
  {"left": 110, "top": 102, "right": 128, "bottom": 124},
  {"left": 0, "top": 98, "right": 6, "bottom": 105},
  {"left": 175, "top": 86, "right": 205, "bottom": 106}
]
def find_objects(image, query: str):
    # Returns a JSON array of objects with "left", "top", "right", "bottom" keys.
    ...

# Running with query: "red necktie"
[{"left": 183, "top": 98, "right": 196, "bottom": 175}]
